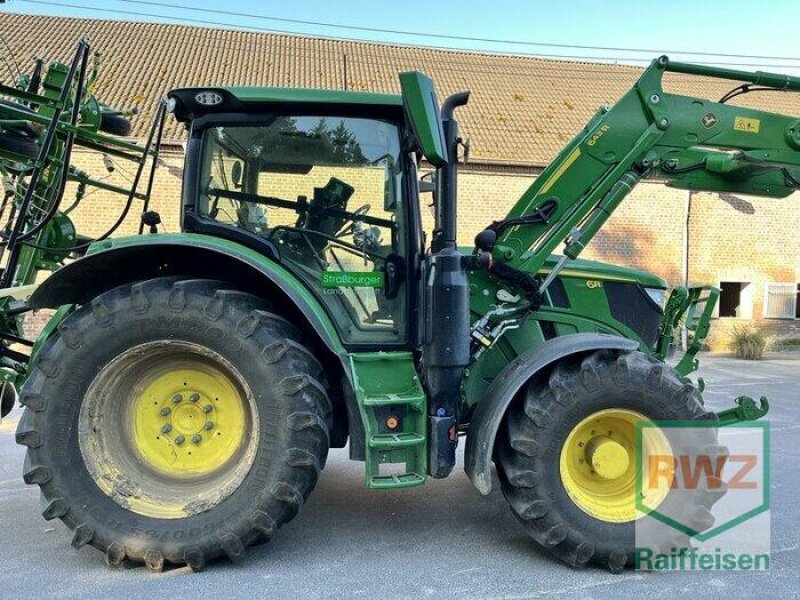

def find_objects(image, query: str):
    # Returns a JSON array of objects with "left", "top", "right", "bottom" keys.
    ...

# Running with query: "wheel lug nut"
[
  {"left": 161, "top": 424, "right": 172, "bottom": 433},
  {"left": 204, "top": 421, "right": 213, "bottom": 430},
  {"left": 192, "top": 434, "right": 202, "bottom": 444},
  {"left": 160, "top": 407, "right": 171, "bottom": 416},
  {"left": 189, "top": 393, "right": 200, "bottom": 403},
  {"left": 203, "top": 404, "right": 213, "bottom": 413},
  {"left": 172, "top": 394, "right": 183, "bottom": 403},
  {"left": 174, "top": 435, "right": 185, "bottom": 445}
]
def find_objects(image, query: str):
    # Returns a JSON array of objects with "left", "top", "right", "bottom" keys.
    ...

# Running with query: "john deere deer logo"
[{"left": 701, "top": 113, "right": 719, "bottom": 129}]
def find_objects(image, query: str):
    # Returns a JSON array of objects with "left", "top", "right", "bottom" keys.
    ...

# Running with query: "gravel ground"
[{"left": 0, "top": 355, "right": 796, "bottom": 599}]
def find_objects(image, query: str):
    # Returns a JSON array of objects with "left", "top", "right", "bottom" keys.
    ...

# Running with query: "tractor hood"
[
  {"left": 540, "top": 255, "right": 667, "bottom": 288},
  {"left": 461, "top": 250, "right": 667, "bottom": 289}
]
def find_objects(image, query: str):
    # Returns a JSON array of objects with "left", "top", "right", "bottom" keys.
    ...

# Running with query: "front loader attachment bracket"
[
  {"left": 656, "top": 285, "right": 719, "bottom": 377},
  {"left": 716, "top": 395, "right": 770, "bottom": 425}
]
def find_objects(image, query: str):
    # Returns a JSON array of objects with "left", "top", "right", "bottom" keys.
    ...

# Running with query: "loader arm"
[{"left": 488, "top": 56, "right": 800, "bottom": 280}]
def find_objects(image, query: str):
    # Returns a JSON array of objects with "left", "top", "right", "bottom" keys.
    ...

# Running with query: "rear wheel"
[
  {"left": 0, "top": 100, "right": 41, "bottom": 139},
  {"left": 497, "top": 350, "right": 725, "bottom": 572},
  {"left": 0, "top": 131, "right": 39, "bottom": 159},
  {"left": 99, "top": 112, "right": 132, "bottom": 136},
  {"left": 17, "top": 277, "right": 332, "bottom": 570}
]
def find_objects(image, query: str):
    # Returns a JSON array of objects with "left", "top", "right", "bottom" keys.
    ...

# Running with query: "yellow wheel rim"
[
  {"left": 132, "top": 364, "right": 246, "bottom": 477},
  {"left": 559, "top": 408, "right": 672, "bottom": 523},
  {"left": 79, "top": 342, "right": 259, "bottom": 519}
]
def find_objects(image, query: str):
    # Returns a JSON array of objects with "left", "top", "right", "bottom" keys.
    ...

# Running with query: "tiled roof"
[{"left": 2, "top": 12, "right": 800, "bottom": 166}]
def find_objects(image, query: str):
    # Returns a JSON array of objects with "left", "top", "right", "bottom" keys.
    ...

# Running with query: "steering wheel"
[{"left": 336, "top": 203, "right": 371, "bottom": 237}]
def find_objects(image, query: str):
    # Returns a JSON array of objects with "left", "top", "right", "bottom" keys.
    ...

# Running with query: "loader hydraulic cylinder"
[
  {"left": 564, "top": 170, "right": 642, "bottom": 258},
  {"left": 666, "top": 59, "right": 800, "bottom": 91}
]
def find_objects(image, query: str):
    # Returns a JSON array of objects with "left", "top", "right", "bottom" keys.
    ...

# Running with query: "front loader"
[{"left": 1, "top": 39, "right": 779, "bottom": 572}]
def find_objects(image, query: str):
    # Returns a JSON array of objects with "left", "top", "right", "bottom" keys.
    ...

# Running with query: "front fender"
[
  {"left": 463, "top": 333, "right": 638, "bottom": 495},
  {"left": 29, "top": 233, "right": 345, "bottom": 355}
]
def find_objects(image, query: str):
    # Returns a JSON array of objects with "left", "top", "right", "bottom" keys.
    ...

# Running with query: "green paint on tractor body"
[{"left": 223, "top": 86, "right": 402, "bottom": 107}]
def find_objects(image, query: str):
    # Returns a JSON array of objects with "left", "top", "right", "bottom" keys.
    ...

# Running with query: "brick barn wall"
[
  {"left": 423, "top": 168, "right": 687, "bottom": 285},
  {"left": 21, "top": 146, "right": 185, "bottom": 337},
  {"left": 437, "top": 168, "right": 800, "bottom": 350},
  {"left": 62, "top": 146, "right": 185, "bottom": 236},
  {"left": 686, "top": 191, "right": 800, "bottom": 348},
  {"left": 24, "top": 147, "right": 800, "bottom": 350}
]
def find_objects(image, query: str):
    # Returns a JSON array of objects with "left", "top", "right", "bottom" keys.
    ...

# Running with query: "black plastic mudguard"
[{"left": 463, "top": 333, "right": 638, "bottom": 495}]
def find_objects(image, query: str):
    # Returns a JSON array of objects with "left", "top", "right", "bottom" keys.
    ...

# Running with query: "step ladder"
[{"left": 349, "top": 352, "right": 427, "bottom": 489}]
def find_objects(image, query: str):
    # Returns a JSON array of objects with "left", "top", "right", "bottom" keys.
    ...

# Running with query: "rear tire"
[
  {"left": 16, "top": 277, "right": 332, "bottom": 570},
  {"left": 497, "top": 350, "right": 726, "bottom": 572},
  {"left": 0, "top": 100, "right": 40, "bottom": 139},
  {"left": 0, "top": 131, "right": 39, "bottom": 159}
]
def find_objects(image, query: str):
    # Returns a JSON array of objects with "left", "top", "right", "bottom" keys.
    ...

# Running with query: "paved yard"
[{"left": 0, "top": 355, "right": 797, "bottom": 599}]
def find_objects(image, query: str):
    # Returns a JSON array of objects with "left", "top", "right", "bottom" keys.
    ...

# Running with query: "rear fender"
[
  {"left": 29, "top": 233, "right": 345, "bottom": 354},
  {"left": 27, "top": 234, "right": 359, "bottom": 448},
  {"left": 463, "top": 333, "right": 638, "bottom": 495}
]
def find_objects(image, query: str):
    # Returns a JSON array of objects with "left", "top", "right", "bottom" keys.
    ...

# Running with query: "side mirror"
[
  {"left": 231, "top": 160, "right": 242, "bottom": 187},
  {"left": 399, "top": 71, "right": 447, "bottom": 167}
]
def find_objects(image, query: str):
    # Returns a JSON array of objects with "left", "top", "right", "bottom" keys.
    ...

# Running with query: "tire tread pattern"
[
  {"left": 497, "top": 350, "right": 725, "bottom": 572},
  {"left": 16, "top": 277, "right": 332, "bottom": 570}
]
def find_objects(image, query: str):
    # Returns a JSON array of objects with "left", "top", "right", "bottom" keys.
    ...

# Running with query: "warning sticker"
[{"left": 734, "top": 116, "right": 760, "bottom": 134}]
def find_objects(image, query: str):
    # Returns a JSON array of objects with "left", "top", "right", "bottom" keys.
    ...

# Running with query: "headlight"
[
  {"left": 195, "top": 90, "right": 224, "bottom": 106},
  {"left": 643, "top": 287, "right": 667, "bottom": 309}
]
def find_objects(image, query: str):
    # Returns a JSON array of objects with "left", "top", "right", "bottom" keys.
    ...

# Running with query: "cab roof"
[
  {"left": 168, "top": 86, "right": 403, "bottom": 122},
  {"left": 224, "top": 86, "right": 402, "bottom": 106}
]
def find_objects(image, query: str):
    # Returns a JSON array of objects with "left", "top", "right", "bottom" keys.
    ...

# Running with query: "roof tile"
[{"left": 2, "top": 13, "right": 800, "bottom": 165}]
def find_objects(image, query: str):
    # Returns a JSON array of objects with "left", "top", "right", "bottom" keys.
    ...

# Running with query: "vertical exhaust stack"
[{"left": 425, "top": 91, "right": 471, "bottom": 478}]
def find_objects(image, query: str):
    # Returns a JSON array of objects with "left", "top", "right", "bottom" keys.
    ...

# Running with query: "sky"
[{"left": 5, "top": 0, "right": 800, "bottom": 74}]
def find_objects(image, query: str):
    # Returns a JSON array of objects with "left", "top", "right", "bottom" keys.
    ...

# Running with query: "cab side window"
[{"left": 198, "top": 116, "right": 406, "bottom": 344}]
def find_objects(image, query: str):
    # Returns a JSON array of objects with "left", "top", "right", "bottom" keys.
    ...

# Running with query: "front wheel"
[
  {"left": 16, "top": 277, "right": 332, "bottom": 570},
  {"left": 497, "top": 350, "right": 726, "bottom": 572}
]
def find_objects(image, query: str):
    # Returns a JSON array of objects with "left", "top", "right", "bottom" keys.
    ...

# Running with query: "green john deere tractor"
[{"left": 0, "top": 39, "right": 776, "bottom": 572}]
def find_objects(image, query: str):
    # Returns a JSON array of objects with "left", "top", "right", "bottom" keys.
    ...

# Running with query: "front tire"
[
  {"left": 497, "top": 350, "right": 726, "bottom": 572},
  {"left": 16, "top": 277, "right": 332, "bottom": 570}
]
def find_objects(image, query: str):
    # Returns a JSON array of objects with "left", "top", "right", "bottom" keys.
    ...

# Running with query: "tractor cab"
[{"left": 168, "top": 87, "right": 421, "bottom": 346}]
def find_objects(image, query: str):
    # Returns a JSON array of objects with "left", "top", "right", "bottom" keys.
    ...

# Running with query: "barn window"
[
  {"left": 718, "top": 281, "right": 752, "bottom": 318},
  {"left": 763, "top": 283, "right": 799, "bottom": 319}
]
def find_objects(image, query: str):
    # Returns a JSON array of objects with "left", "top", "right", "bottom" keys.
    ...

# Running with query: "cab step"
[
  {"left": 369, "top": 432, "right": 425, "bottom": 449},
  {"left": 369, "top": 472, "right": 426, "bottom": 489},
  {"left": 362, "top": 392, "right": 425, "bottom": 408},
  {"left": 349, "top": 352, "right": 427, "bottom": 490}
]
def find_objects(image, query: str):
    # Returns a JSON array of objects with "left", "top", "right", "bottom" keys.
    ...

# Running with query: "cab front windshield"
[{"left": 197, "top": 115, "right": 406, "bottom": 344}]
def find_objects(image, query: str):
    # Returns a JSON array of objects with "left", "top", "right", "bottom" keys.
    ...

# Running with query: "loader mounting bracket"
[
  {"left": 656, "top": 285, "right": 719, "bottom": 377},
  {"left": 716, "top": 395, "right": 770, "bottom": 426}
]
